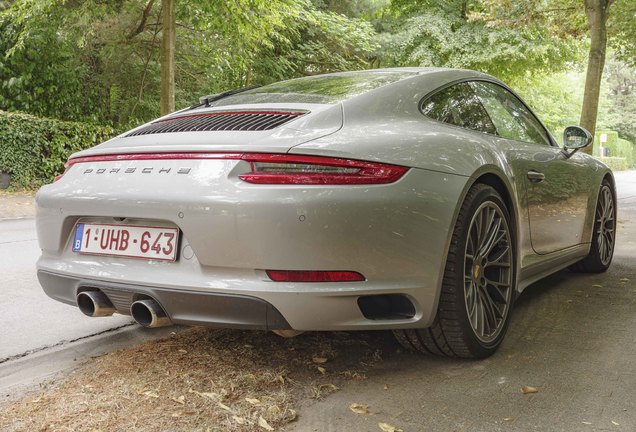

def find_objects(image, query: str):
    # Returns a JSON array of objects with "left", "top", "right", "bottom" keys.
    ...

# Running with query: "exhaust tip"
[
  {"left": 131, "top": 299, "right": 172, "bottom": 328},
  {"left": 77, "top": 291, "right": 116, "bottom": 317}
]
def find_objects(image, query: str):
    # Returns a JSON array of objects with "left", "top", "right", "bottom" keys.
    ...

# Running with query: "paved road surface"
[
  {"left": 291, "top": 170, "right": 636, "bottom": 432},
  {"left": 0, "top": 219, "right": 133, "bottom": 362}
]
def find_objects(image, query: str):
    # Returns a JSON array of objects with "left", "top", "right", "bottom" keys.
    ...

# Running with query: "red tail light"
[
  {"left": 266, "top": 270, "right": 366, "bottom": 282},
  {"left": 239, "top": 154, "right": 408, "bottom": 185}
]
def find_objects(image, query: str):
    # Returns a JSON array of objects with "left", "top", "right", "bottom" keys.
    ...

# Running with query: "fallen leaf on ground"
[
  {"left": 258, "top": 416, "right": 274, "bottom": 431},
  {"left": 171, "top": 411, "right": 195, "bottom": 417},
  {"left": 383, "top": 384, "right": 389, "bottom": 390},
  {"left": 612, "top": 420, "right": 620, "bottom": 426},
  {"left": 189, "top": 389, "right": 220, "bottom": 400},
  {"left": 268, "top": 405, "right": 282, "bottom": 415},
  {"left": 138, "top": 390, "right": 159, "bottom": 398},
  {"left": 171, "top": 396, "right": 185, "bottom": 405},
  {"left": 521, "top": 386, "right": 538, "bottom": 394},
  {"left": 317, "top": 366, "right": 326, "bottom": 374},
  {"left": 319, "top": 384, "right": 339, "bottom": 392},
  {"left": 620, "top": 278, "right": 629, "bottom": 282},
  {"left": 582, "top": 421, "right": 592, "bottom": 425},
  {"left": 592, "top": 284, "right": 602, "bottom": 288},
  {"left": 350, "top": 403, "right": 369, "bottom": 414},
  {"left": 218, "top": 402, "right": 232, "bottom": 412},
  {"left": 312, "top": 356, "right": 328, "bottom": 364},
  {"left": 286, "top": 409, "right": 297, "bottom": 421},
  {"left": 29, "top": 397, "right": 49, "bottom": 404},
  {"left": 178, "top": 349, "right": 187, "bottom": 354},
  {"left": 245, "top": 397, "right": 261, "bottom": 405},
  {"left": 233, "top": 416, "right": 246, "bottom": 425},
  {"left": 378, "top": 422, "right": 403, "bottom": 432}
]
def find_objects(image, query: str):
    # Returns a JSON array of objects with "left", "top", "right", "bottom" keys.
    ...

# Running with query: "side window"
[
  {"left": 470, "top": 81, "right": 551, "bottom": 146},
  {"left": 421, "top": 82, "right": 497, "bottom": 135}
]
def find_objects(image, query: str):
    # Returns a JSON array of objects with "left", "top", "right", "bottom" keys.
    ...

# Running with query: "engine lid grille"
[{"left": 126, "top": 110, "right": 307, "bottom": 136}]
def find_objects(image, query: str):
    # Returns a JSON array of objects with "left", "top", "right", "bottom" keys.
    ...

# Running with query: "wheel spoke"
[{"left": 485, "top": 278, "right": 509, "bottom": 304}]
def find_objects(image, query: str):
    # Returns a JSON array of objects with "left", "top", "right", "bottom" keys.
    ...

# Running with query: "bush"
[
  {"left": 0, "top": 110, "right": 116, "bottom": 188},
  {"left": 595, "top": 156, "right": 628, "bottom": 171},
  {"left": 594, "top": 130, "right": 636, "bottom": 168}
]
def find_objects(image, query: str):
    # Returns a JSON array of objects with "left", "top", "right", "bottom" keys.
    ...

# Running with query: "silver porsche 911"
[{"left": 36, "top": 68, "right": 616, "bottom": 358}]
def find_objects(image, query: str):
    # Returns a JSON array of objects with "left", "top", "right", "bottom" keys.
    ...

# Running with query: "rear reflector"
[{"left": 266, "top": 270, "right": 365, "bottom": 283}]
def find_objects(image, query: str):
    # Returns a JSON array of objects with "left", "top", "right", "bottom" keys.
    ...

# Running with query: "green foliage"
[
  {"left": 0, "top": 0, "right": 377, "bottom": 127},
  {"left": 595, "top": 156, "right": 628, "bottom": 171},
  {"left": 594, "top": 130, "right": 636, "bottom": 168},
  {"left": 610, "top": 0, "right": 636, "bottom": 66},
  {"left": 0, "top": 110, "right": 116, "bottom": 188},
  {"left": 376, "top": 0, "right": 583, "bottom": 81}
]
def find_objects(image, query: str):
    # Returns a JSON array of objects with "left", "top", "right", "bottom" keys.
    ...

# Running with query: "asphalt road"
[
  {"left": 291, "top": 170, "right": 636, "bottom": 432},
  {"left": 0, "top": 218, "right": 133, "bottom": 362}
]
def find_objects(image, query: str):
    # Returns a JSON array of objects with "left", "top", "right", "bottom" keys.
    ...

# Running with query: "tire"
[
  {"left": 569, "top": 180, "right": 616, "bottom": 273},
  {"left": 394, "top": 184, "right": 516, "bottom": 359}
]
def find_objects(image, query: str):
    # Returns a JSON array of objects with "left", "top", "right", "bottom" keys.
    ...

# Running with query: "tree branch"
[{"left": 127, "top": 0, "right": 156, "bottom": 41}]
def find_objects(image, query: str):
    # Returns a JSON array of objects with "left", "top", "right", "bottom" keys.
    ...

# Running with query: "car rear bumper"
[
  {"left": 37, "top": 270, "right": 292, "bottom": 330},
  {"left": 35, "top": 159, "right": 470, "bottom": 331}
]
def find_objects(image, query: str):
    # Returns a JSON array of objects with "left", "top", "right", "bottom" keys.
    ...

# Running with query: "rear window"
[{"left": 212, "top": 72, "right": 416, "bottom": 106}]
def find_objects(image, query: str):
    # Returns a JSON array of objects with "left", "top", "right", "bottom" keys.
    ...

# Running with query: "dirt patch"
[
  {"left": 0, "top": 328, "right": 395, "bottom": 431},
  {"left": 0, "top": 191, "right": 35, "bottom": 220}
]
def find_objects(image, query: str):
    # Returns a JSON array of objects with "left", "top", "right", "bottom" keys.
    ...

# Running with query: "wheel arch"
[{"left": 430, "top": 167, "right": 522, "bottom": 321}]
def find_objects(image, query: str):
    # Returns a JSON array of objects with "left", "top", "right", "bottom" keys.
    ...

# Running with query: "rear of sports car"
[{"left": 35, "top": 71, "right": 467, "bottom": 332}]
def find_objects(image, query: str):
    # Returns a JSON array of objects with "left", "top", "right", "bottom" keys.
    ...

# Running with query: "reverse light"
[
  {"left": 238, "top": 154, "right": 408, "bottom": 185},
  {"left": 266, "top": 270, "right": 365, "bottom": 283}
]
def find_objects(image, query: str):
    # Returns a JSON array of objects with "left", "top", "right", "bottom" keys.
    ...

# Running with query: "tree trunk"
[
  {"left": 579, "top": 0, "right": 612, "bottom": 155},
  {"left": 160, "top": 0, "right": 175, "bottom": 115}
]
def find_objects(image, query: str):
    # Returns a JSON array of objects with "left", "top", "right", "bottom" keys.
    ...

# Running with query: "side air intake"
[{"left": 125, "top": 110, "right": 307, "bottom": 136}]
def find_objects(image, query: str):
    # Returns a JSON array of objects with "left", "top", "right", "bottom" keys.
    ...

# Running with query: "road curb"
[{"left": 0, "top": 325, "right": 183, "bottom": 404}]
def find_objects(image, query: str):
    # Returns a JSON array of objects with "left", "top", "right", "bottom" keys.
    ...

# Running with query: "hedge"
[
  {"left": 593, "top": 130, "right": 636, "bottom": 168},
  {"left": 594, "top": 156, "right": 629, "bottom": 172},
  {"left": 0, "top": 110, "right": 117, "bottom": 188}
]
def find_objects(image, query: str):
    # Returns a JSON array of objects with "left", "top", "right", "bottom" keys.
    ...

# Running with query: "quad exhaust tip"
[
  {"left": 130, "top": 299, "right": 172, "bottom": 328},
  {"left": 77, "top": 290, "right": 116, "bottom": 317}
]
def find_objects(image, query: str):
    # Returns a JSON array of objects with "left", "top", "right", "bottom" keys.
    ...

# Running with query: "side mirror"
[{"left": 562, "top": 126, "right": 593, "bottom": 158}]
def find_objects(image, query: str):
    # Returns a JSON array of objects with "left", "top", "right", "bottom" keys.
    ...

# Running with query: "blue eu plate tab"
[{"left": 72, "top": 223, "right": 85, "bottom": 252}]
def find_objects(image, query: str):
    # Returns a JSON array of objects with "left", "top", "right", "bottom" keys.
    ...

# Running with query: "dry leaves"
[
  {"left": 171, "top": 396, "right": 185, "bottom": 405},
  {"left": 349, "top": 403, "right": 369, "bottom": 414},
  {"left": 218, "top": 402, "right": 232, "bottom": 412},
  {"left": 521, "top": 386, "right": 538, "bottom": 394},
  {"left": 258, "top": 416, "right": 274, "bottom": 431},
  {"left": 0, "top": 327, "right": 384, "bottom": 432},
  {"left": 138, "top": 390, "right": 159, "bottom": 398},
  {"left": 378, "top": 422, "right": 403, "bottom": 432},
  {"left": 172, "top": 411, "right": 195, "bottom": 418}
]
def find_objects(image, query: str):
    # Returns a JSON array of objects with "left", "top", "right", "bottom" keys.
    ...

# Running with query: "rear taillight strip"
[{"left": 63, "top": 153, "right": 409, "bottom": 185}]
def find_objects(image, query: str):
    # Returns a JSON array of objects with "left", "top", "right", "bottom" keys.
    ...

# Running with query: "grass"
[{"left": 0, "top": 328, "right": 393, "bottom": 431}]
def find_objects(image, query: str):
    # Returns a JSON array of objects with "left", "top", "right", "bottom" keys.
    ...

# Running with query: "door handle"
[{"left": 527, "top": 170, "right": 545, "bottom": 183}]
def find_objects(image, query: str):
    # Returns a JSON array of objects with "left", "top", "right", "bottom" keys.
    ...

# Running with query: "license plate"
[{"left": 72, "top": 223, "right": 179, "bottom": 261}]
